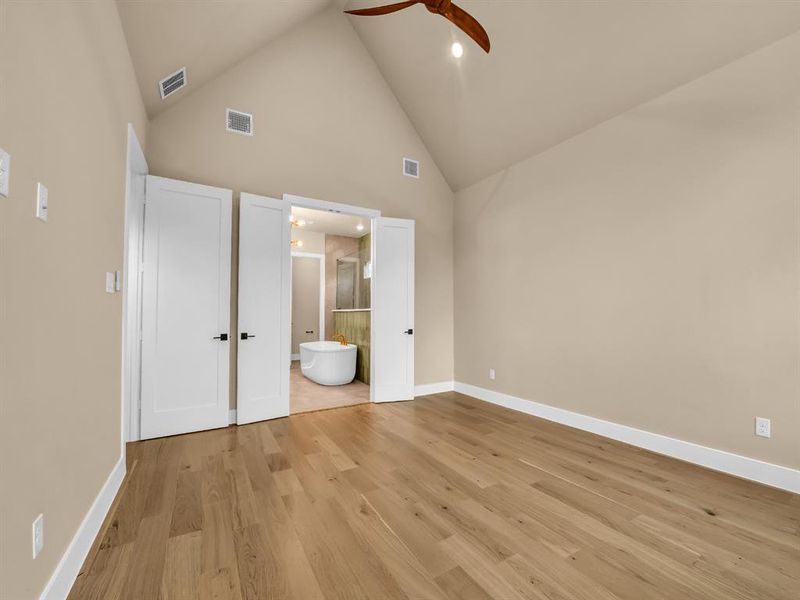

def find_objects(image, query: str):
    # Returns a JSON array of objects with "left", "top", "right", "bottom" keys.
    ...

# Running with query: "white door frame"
[
  {"left": 121, "top": 124, "right": 148, "bottom": 444},
  {"left": 284, "top": 194, "right": 381, "bottom": 219},
  {"left": 283, "top": 194, "right": 380, "bottom": 401},
  {"left": 291, "top": 251, "right": 325, "bottom": 360}
]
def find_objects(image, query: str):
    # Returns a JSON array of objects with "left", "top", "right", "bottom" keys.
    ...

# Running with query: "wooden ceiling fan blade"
[
  {"left": 345, "top": 1, "right": 420, "bottom": 17},
  {"left": 444, "top": 3, "right": 491, "bottom": 53}
]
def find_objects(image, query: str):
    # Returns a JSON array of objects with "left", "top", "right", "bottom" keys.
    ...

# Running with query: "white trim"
[
  {"left": 39, "top": 458, "right": 126, "bottom": 600},
  {"left": 290, "top": 353, "right": 300, "bottom": 361},
  {"left": 284, "top": 193, "right": 381, "bottom": 218},
  {"left": 228, "top": 409, "right": 237, "bottom": 425},
  {"left": 454, "top": 382, "right": 800, "bottom": 494},
  {"left": 415, "top": 381, "right": 454, "bottom": 397},
  {"left": 291, "top": 251, "right": 325, "bottom": 344},
  {"left": 122, "top": 124, "right": 148, "bottom": 444}
]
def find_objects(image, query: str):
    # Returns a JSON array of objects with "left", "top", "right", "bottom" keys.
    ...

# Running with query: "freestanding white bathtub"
[{"left": 299, "top": 341, "right": 357, "bottom": 385}]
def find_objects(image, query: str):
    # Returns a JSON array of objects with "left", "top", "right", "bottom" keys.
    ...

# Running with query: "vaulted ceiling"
[
  {"left": 118, "top": 0, "right": 800, "bottom": 190},
  {"left": 117, "top": 0, "right": 330, "bottom": 116}
]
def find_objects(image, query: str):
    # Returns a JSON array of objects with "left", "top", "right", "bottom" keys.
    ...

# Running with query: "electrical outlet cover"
[
  {"left": 755, "top": 417, "right": 771, "bottom": 438},
  {"left": 0, "top": 148, "right": 10, "bottom": 197},
  {"left": 32, "top": 514, "right": 43, "bottom": 559}
]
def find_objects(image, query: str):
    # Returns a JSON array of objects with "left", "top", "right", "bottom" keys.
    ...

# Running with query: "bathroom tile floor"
[{"left": 290, "top": 360, "right": 370, "bottom": 414}]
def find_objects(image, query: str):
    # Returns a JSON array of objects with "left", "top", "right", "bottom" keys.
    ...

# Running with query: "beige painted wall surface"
[
  {"left": 291, "top": 256, "right": 322, "bottom": 354},
  {"left": 0, "top": 0, "right": 148, "bottom": 597},
  {"left": 455, "top": 33, "right": 800, "bottom": 469},
  {"left": 292, "top": 228, "right": 325, "bottom": 254},
  {"left": 147, "top": 6, "right": 455, "bottom": 393}
]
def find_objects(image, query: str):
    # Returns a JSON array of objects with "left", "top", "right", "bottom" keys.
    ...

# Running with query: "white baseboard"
[
  {"left": 228, "top": 409, "right": 237, "bottom": 425},
  {"left": 415, "top": 381, "right": 455, "bottom": 397},
  {"left": 454, "top": 382, "right": 800, "bottom": 494},
  {"left": 39, "top": 456, "right": 126, "bottom": 600},
  {"left": 290, "top": 354, "right": 300, "bottom": 361}
]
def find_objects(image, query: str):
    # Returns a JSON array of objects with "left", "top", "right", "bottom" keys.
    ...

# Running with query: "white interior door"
[
  {"left": 373, "top": 217, "right": 415, "bottom": 402},
  {"left": 237, "top": 193, "right": 290, "bottom": 424},
  {"left": 140, "top": 176, "right": 232, "bottom": 439}
]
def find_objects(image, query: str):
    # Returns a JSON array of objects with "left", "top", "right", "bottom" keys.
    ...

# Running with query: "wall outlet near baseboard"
[
  {"left": 0, "top": 147, "right": 10, "bottom": 197},
  {"left": 488, "top": 368, "right": 496, "bottom": 381},
  {"left": 755, "top": 417, "right": 771, "bottom": 438},
  {"left": 32, "top": 514, "right": 44, "bottom": 558}
]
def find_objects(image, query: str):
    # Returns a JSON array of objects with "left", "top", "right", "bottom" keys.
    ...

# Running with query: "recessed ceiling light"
[
  {"left": 356, "top": 223, "right": 365, "bottom": 231},
  {"left": 451, "top": 42, "right": 463, "bottom": 58}
]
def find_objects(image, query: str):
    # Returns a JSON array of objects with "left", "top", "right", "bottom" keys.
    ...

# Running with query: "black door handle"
[
  {"left": 404, "top": 329, "right": 414, "bottom": 335},
  {"left": 213, "top": 333, "right": 229, "bottom": 341},
  {"left": 240, "top": 332, "right": 256, "bottom": 340},
  {"left": 305, "top": 330, "right": 314, "bottom": 334}
]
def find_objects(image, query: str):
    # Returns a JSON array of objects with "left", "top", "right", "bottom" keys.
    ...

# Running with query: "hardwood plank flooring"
[{"left": 69, "top": 392, "right": 800, "bottom": 599}]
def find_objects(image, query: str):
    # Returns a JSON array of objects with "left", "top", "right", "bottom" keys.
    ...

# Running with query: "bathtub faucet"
[{"left": 332, "top": 333, "right": 348, "bottom": 346}]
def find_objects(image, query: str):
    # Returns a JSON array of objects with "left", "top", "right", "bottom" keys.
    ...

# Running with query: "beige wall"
[
  {"left": 147, "top": 6, "right": 456, "bottom": 392},
  {"left": 291, "top": 256, "right": 322, "bottom": 354},
  {"left": 455, "top": 32, "right": 800, "bottom": 469},
  {"left": 0, "top": 0, "right": 148, "bottom": 597},
  {"left": 292, "top": 228, "right": 325, "bottom": 254}
]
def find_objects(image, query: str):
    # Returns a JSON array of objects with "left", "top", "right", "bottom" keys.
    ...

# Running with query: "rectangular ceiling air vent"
[
  {"left": 403, "top": 157, "right": 420, "bottom": 179},
  {"left": 159, "top": 67, "right": 187, "bottom": 99},
  {"left": 226, "top": 108, "right": 254, "bottom": 136}
]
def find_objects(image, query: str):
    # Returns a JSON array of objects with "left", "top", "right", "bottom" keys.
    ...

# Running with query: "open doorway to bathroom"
[{"left": 289, "top": 205, "right": 372, "bottom": 414}]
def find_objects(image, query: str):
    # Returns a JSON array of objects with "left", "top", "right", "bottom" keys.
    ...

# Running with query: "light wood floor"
[
  {"left": 290, "top": 360, "right": 370, "bottom": 414},
  {"left": 69, "top": 392, "right": 800, "bottom": 600}
]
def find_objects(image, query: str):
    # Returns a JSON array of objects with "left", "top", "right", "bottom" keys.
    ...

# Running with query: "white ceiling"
[
  {"left": 117, "top": 0, "right": 330, "bottom": 117},
  {"left": 347, "top": 0, "right": 800, "bottom": 190},
  {"left": 292, "top": 206, "right": 369, "bottom": 238},
  {"left": 118, "top": 0, "right": 800, "bottom": 189}
]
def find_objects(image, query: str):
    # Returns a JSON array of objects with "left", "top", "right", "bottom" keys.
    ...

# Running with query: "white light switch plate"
[
  {"left": 489, "top": 368, "right": 496, "bottom": 380},
  {"left": 32, "top": 514, "right": 44, "bottom": 559},
  {"left": 105, "top": 272, "right": 116, "bottom": 293},
  {"left": 36, "top": 183, "right": 48, "bottom": 221},
  {"left": 0, "top": 147, "right": 10, "bottom": 197}
]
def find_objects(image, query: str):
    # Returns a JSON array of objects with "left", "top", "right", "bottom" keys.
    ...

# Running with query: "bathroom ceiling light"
[
  {"left": 451, "top": 42, "right": 464, "bottom": 58},
  {"left": 356, "top": 223, "right": 364, "bottom": 231}
]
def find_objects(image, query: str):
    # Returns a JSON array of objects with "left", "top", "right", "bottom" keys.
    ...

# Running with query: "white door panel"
[
  {"left": 237, "top": 193, "right": 290, "bottom": 424},
  {"left": 373, "top": 217, "right": 415, "bottom": 402},
  {"left": 140, "top": 176, "right": 232, "bottom": 439}
]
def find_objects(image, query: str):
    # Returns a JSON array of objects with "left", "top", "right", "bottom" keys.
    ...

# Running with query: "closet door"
[
  {"left": 372, "top": 217, "right": 415, "bottom": 402},
  {"left": 237, "top": 193, "right": 291, "bottom": 424},
  {"left": 140, "top": 176, "right": 232, "bottom": 439}
]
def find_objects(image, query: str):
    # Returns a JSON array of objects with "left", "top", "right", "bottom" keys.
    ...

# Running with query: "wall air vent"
[
  {"left": 403, "top": 157, "right": 420, "bottom": 179},
  {"left": 226, "top": 108, "right": 254, "bottom": 136},
  {"left": 159, "top": 67, "right": 187, "bottom": 99}
]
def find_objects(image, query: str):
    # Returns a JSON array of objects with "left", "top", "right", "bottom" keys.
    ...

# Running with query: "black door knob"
[
  {"left": 404, "top": 329, "right": 414, "bottom": 335},
  {"left": 213, "top": 333, "right": 229, "bottom": 341},
  {"left": 240, "top": 332, "right": 256, "bottom": 340}
]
